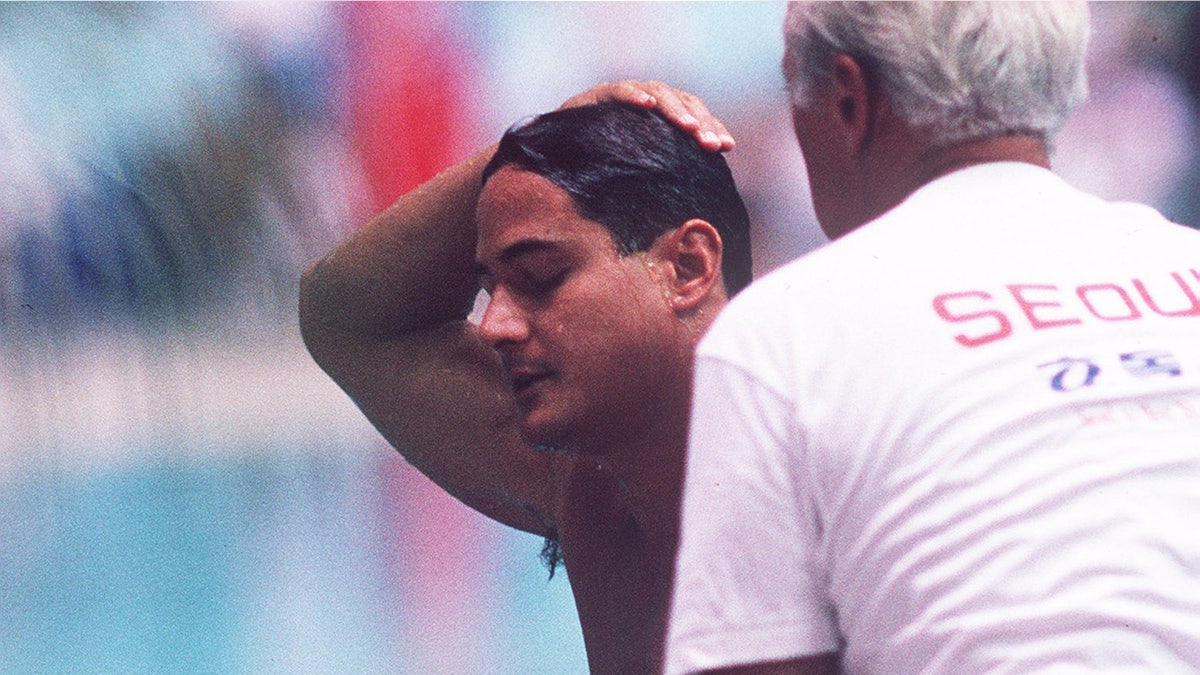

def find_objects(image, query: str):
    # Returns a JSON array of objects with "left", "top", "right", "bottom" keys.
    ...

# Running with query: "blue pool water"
[{"left": 0, "top": 451, "right": 586, "bottom": 674}]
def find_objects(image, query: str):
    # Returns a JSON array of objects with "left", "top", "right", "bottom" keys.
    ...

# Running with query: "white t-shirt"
[{"left": 666, "top": 163, "right": 1200, "bottom": 674}]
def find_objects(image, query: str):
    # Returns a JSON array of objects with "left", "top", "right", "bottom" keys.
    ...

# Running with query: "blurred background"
[{"left": 0, "top": 3, "right": 1196, "bottom": 673}]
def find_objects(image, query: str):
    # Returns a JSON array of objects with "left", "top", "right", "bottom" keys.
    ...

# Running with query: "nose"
[{"left": 477, "top": 287, "right": 530, "bottom": 348}]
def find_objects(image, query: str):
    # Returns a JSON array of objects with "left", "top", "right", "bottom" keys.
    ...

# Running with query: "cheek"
[
  {"left": 572, "top": 262, "right": 665, "bottom": 321},
  {"left": 803, "top": 145, "right": 856, "bottom": 237},
  {"left": 552, "top": 279, "right": 669, "bottom": 365},
  {"left": 801, "top": 133, "right": 842, "bottom": 188},
  {"left": 793, "top": 110, "right": 853, "bottom": 229},
  {"left": 562, "top": 298, "right": 655, "bottom": 354}
]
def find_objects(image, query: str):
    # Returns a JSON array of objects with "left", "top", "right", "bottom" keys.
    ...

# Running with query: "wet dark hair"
[
  {"left": 540, "top": 532, "right": 563, "bottom": 580},
  {"left": 481, "top": 102, "right": 753, "bottom": 296}
]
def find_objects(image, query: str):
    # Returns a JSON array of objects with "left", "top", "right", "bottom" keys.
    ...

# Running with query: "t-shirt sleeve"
[{"left": 664, "top": 356, "right": 839, "bottom": 675}]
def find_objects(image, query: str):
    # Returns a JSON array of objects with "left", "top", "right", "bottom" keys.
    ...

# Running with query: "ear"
[
  {"left": 829, "top": 53, "right": 875, "bottom": 155},
  {"left": 653, "top": 219, "right": 724, "bottom": 313}
]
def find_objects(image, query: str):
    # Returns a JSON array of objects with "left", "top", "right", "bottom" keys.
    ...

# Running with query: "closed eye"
[
  {"left": 480, "top": 238, "right": 575, "bottom": 299},
  {"left": 519, "top": 267, "right": 569, "bottom": 297}
]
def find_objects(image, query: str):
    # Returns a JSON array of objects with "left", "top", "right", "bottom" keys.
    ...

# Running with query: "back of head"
[
  {"left": 783, "top": 1, "right": 1090, "bottom": 146},
  {"left": 482, "top": 102, "right": 753, "bottom": 296}
]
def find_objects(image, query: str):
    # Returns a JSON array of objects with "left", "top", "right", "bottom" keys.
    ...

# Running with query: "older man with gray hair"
[{"left": 665, "top": 3, "right": 1200, "bottom": 674}]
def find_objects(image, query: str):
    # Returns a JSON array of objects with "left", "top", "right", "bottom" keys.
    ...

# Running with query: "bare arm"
[
  {"left": 300, "top": 145, "right": 561, "bottom": 534},
  {"left": 298, "top": 81, "right": 734, "bottom": 536}
]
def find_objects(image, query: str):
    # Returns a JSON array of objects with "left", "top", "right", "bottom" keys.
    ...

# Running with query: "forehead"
[{"left": 475, "top": 166, "right": 617, "bottom": 259}]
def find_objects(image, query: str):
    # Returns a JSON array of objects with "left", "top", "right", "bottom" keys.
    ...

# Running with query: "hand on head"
[{"left": 560, "top": 80, "right": 735, "bottom": 153}]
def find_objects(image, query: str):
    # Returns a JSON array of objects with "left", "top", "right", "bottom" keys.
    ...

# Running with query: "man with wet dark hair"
[{"left": 300, "top": 84, "right": 745, "bottom": 674}]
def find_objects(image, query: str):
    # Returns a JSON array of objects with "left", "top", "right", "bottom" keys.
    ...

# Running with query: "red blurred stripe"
[
  {"left": 342, "top": 4, "right": 497, "bottom": 669},
  {"left": 342, "top": 3, "right": 477, "bottom": 211}
]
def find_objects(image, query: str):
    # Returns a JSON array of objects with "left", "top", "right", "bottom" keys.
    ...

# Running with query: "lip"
[{"left": 506, "top": 367, "right": 552, "bottom": 397}]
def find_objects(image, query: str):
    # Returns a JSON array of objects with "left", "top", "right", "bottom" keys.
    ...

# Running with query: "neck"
[
  {"left": 608, "top": 349, "right": 692, "bottom": 542},
  {"left": 914, "top": 133, "right": 1050, "bottom": 183},
  {"left": 857, "top": 132, "right": 1050, "bottom": 234},
  {"left": 578, "top": 316, "right": 703, "bottom": 543}
]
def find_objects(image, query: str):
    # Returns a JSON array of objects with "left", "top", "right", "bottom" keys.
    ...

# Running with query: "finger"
[
  {"left": 608, "top": 80, "right": 658, "bottom": 108},
  {"left": 561, "top": 81, "right": 735, "bottom": 152},
  {"left": 561, "top": 81, "right": 656, "bottom": 111},
  {"left": 637, "top": 81, "right": 701, "bottom": 132},
  {"left": 636, "top": 81, "right": 734, "bottom": 152},
  {"left": 671, "top": 88, "right": 736, "bottom": 151},
  {"left": 605, "top": 80, "right": 725, "bottom": 151}
]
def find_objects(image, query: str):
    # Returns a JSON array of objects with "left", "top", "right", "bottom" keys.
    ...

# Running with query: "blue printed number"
[
  {"left": 1039, "top": 357, "right": 1101, "bottom": 392},
  {"left": 1120, "top": 351, "right": 1182, "bottom": 378}
]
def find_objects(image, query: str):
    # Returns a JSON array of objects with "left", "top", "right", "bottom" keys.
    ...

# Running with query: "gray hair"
[{"left": 783, "top": 1, "right": 1090, "bottom": 146}]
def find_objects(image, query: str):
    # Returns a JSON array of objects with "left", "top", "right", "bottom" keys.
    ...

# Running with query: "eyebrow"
[{"left": 474, "top": 238, "right": 565, "bottom": 277}]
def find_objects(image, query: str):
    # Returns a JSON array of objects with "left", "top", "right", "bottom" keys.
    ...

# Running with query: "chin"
[{"left": 518, "top": 414, "right": 578, "bottom": 454}]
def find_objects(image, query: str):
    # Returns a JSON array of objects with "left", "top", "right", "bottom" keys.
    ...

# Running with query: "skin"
[
  {"left": 476, "top": 167, "right": 701, "bottom": 455},
  {"left": 300, "top": 81, "right": 733, "bottom": 674},
  {"left": 696, "top": 50, "right": 1054, "bottom": 675},
  {"left": 797, "top": 54, "right": 1051, "bottom": 241}
]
